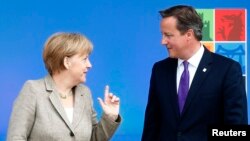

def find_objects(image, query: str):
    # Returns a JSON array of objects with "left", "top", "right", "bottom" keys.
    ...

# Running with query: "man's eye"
[
  {"left": 165, "top": 34, "right": 173, "bottom": 37},
  {"left": 162, "top": 33, "right": 173, "bottom": 37}
]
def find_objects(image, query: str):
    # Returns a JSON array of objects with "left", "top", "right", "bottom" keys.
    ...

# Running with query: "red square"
[{"left": 215, "top": 9, "right": 246, "bottom": 41}]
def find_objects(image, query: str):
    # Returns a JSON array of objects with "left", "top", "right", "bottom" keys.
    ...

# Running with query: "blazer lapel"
[
  {"left": 44, "top": 75, "right": 74, "bottom": 132},
  {"left": 49, "top": 92, "right": 73, "bottom": 130},
  {"left": 71, "top": 86, "right": 86, "bottom": 129},
  {"left": 182, "top": 48, "right": 213, "bottom": 115}
]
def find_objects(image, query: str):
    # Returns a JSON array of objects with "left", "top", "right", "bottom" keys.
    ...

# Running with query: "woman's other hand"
[{"left": 98, "top": 85, "right": 120, "bottom": 121}]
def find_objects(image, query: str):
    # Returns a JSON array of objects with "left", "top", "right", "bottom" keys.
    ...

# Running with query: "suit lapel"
[
  {"left": 166, "top": 59, "right": 180, "bottom": 118},
  {"left": 182, "top": 48, "right": 213, "bottom": 115}
]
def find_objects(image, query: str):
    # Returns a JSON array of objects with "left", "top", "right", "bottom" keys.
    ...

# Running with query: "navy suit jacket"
[{"left": 142, "top": 48, "right": 248, "bottom": 141}]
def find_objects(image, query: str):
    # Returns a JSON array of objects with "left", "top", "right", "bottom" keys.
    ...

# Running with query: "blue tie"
[{"left": 178, "top": 61, "right": 189, "bottom": 113}]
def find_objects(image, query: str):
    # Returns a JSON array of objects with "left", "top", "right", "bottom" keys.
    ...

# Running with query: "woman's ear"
[{"left": 64, "top": 56, "right": 71, "bottom": 69}]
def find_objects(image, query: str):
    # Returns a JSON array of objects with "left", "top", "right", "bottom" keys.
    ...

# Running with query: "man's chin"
[{"left": 168, "top": 54, "right": 177, "bottom": 59}]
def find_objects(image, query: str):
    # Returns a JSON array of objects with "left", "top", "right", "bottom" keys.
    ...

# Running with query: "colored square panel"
[
  {"left": 202, "top": 42, "right": 214, "bottom": 52},
  {"left": 215, "top": 43, "right": 246, "bottom": 74},
  {"left": 215, "top": 9, "right": 246, "bottom": 41},
  {"left": 197, "top": 9, "right": 214, "bottom": 41}
]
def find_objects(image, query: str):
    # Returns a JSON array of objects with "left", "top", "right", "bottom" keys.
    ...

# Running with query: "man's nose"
[{"left": 161, "top": 38, "right": 168, "bottom": 45}]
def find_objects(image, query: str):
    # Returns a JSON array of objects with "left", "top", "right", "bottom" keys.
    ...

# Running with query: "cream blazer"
[{"left": 7, "top": 75, "right": 121, "bottom": 141}]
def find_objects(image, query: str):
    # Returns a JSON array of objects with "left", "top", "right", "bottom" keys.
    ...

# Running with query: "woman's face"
[{"left": 67, "top": 53, "right": 92, "bottom": 84}]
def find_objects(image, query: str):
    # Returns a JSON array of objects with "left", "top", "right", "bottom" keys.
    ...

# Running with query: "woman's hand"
[{"left": 98, "top": 85, "right": 120, "bottom": 121}]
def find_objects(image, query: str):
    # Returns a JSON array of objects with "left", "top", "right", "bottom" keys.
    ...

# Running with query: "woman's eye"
[{"left": 82, "top": 57, "right": 88, "bottom": 62}]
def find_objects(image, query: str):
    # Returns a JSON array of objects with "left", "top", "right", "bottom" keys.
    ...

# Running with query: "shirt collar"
[{"left": 178, "top": 44, "right": 204, "bottom": 68}]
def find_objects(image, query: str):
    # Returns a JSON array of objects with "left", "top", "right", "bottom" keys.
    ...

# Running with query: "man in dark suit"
[{"left": 141, "top": 5, "right": 248, "bottom": 141}]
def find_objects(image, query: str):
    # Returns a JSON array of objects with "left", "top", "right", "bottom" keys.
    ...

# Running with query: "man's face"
[{"left": 160, "top": 16, "right": 189, "bottom": 59}]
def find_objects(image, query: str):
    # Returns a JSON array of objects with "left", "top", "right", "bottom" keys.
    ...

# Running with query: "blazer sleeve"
[
  {"left": 141, "top": 63, "right": 160, "bottom": 141},
  {"left": 223, "top": 61, "right": 248, "bottom": 124},
  {"left": 7, "top": 81, "right": 36, "bottom": 141},
  {"left": 89, "top": 93, "right": 121, "bottom": 141}
]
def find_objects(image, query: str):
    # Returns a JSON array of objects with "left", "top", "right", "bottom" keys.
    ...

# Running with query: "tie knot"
[{"left": 183, "top": 61, "right": 189, "bottom": 69}]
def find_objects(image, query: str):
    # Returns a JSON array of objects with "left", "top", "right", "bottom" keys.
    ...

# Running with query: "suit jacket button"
[{"left": 70, "top": 131, "right": 74, "bottom": 137}]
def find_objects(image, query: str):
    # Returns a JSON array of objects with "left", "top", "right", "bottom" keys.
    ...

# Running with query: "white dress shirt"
[
  {"left": 64, "top": 107, "right": 74, "bottom": 123},
  {"left": 176, "top": 45, "right": 205, "bottom": 92}
]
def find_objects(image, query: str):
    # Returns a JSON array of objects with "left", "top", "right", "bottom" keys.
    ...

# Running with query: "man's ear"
[
  {"left": 186, "top": 29, "right": 194, "bottom": 40},
  {"left": 64, "top": 56, "right": 71, "bottom": 69}
]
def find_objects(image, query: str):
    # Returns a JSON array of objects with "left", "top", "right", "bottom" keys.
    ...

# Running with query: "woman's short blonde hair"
[{"left": 43, "top": 32, "right": 93, "bottom": 75}]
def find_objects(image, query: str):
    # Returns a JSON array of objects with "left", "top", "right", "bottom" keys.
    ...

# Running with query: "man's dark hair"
[{"left": 159, "top": 5, "right": 203, "bottom": 41}]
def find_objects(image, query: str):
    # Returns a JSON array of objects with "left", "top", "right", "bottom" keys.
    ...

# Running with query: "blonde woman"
[{"left": 7, "top": 32, "right": 121, "bottom": 141}]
